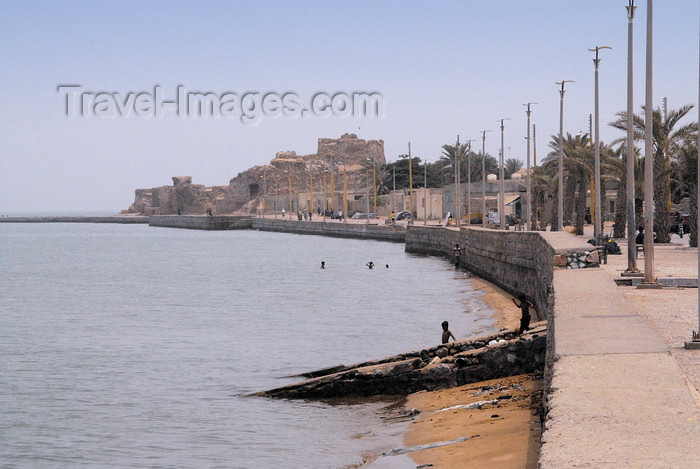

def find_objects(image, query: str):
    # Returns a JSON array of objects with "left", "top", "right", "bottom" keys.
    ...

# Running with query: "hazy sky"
[{"left": 1, "top": 0, "right": 698, "bottom": 213}]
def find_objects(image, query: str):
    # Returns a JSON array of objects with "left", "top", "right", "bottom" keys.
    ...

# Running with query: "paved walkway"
[{"left": 539, "top": 227, "right": 700, "bottom": 469}]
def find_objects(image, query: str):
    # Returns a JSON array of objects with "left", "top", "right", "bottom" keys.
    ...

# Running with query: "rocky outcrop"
[
  {"left": 256, "top": 324, "right": 546, "bottom": 399},
  {"left": 123, "top": 133, "right": 385, "bottom": 215},
  {"left": 122, "top": 176, "right": 228, "bottom": 215}
]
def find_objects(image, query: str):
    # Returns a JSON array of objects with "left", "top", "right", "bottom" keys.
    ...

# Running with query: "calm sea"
[{"left": 0, "top": 223, "right": 496, "bottom": 468}]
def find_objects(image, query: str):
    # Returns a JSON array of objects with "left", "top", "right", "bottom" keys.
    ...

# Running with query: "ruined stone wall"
[
  {"left": 124, "top": 134, "right": 386, "bottom": 216},
  {"left": 123, "top": 177, "right": 227, "bottom": 215}
]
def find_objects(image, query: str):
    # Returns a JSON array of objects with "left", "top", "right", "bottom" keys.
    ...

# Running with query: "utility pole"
[
  {"left": 624, "top": 0, "right": 639, "bottom": 274},
  {"left": 524, "top": 103, "right": 537, "bottom": 231},
  {"left": 590, "top": 45, "right": 612, "bottom": 239},
  {"left": 424, "top": 158, "right": 428, "bottom": 225},
  {"left": 343, "top": 155, "right": 348, "bottom": 222},
  {"left": 533, "top": 124, "right": 537, "bottom": 166},
  {"left": 642, "top": 0, "right": 657, "bottom": 286},
  {"left": 556, "top": 80, "right": 574, "bottom": 231},
  {"left": 408, "top": 142, "right": 414, "bottom": 219},
  {"left": 466, "top": 139, "right": 475, "bottom": 227},
  {"left": 499, "top": 119, "right": 510, "bottom": 230},
  {"left": 481, "top": 130, "right": 491, "bottom": 228},
  {"left": 696, "top": 22, "right": 700, "bottom": 343},
  {"left": 454, "top": 136, "right": 461, "bottom": 226},
  {"left": 392, "top": 165, "right": 396, "bottom": 214}
]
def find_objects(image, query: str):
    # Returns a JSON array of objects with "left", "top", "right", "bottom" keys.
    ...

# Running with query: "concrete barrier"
[
  {"left": 149, "top": 215, "right": 253, "bottom": 230},
  {"left": 251, "top": 218, "right": 406, "bottom": 242}
]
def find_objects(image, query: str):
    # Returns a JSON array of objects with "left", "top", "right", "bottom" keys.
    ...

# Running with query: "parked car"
[{"left": 396, "top": 210, "right": 411, "bottom": 220}]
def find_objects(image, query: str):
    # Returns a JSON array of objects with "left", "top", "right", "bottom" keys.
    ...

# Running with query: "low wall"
[
  {"left": 0, "top": 216, "right": 149, "bottom": 224},
  {"left": 149, "top": 215, "right": 253, "bottom": 230},
  {"left": 251, "top": 218, "right": 406, "bottom": 242},
  {"left": 405, "top": 226, "right": 554, "bottom": 322}
]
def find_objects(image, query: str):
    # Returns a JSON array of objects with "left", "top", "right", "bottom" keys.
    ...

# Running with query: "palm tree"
[
  {"left": 531, "top": 168, "right": 556, "bottom": 230},
  {"left": 469, "top": 152, "right": 499, "bottom": 181},
  {"left": 678, "top": 141, "right": 698, "bottom": 247},
  {"left": 504, "top": 158, "right": 523, "bottom": 179},
  {"left": 440, "top": 142, "right": 470, "bottom": 184},
  {"left": 545, "top": 132, "right": 593, "bottom": 234},
  {"left": 610, "top": 104, "right": 697, "bottom": 242}
]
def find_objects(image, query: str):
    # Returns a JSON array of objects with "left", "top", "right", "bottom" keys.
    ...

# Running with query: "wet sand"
[{"left": 401, "top": 275, "right": 542, "bottom": 468}]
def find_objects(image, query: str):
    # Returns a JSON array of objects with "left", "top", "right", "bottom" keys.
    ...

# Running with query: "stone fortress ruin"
[{"left": 122, "top": 133, "right": 385, "bottom": 216}]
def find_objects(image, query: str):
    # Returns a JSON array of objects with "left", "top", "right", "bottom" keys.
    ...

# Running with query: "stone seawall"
[
  {"left": 149, "top": 215, "right": 253, "bottom": 230},
  {"left": 251, "top": 218, "right": 406, "bottom": 242},
  {"left": 405, "top": 226, "right": 555, "bottom": 322}
]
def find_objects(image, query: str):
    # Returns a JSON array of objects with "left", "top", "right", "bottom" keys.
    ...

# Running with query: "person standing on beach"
[
  {"left": 441, "top": 321, "right": 455, "bottom": 344},
  {"left": 512, "top": 295, "right": 534, "bottom": 333}
]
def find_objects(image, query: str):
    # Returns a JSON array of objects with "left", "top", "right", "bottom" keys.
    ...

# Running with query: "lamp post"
[
  {"left": 524, "top": 103, "right": 537, "bottom": 231},
  {"left": 481, "top": 130, "right": 491, "bottom": 227},
  {"left": 392, "top": 165, "right": 396, "bottom": 214},
  {"left": 556, "top": 80, "right": 574, "bottom": 231},
  {"left": 365, "top": 166, "right": 370, "bottom": 225},
  {"left": 343, "top": 154, "right": 348, "bottom": 222},
  {"left": 499, "top": 119, "right": 509, "bottom": 230},
  {"left": 466, "top": 139, "right": 475, "bottom": 227},
  {"left": 286, "top": 163, "right": 293, "bottom": 215},
  {"left": 696, "top": 21, "right": 700, "bottom": 342},
  {"left": 329, "top": 156, "right": 335, "bottom": 215},
  {"left": 624, "top": 0, "right": 639, "bottom": 274},
  {"left": 454, "top": 136, "right": 461, "bottom": 226},
  {"left": 261, "top": 168, "right": 267, "bottom": 217},
  {"left": 424, "top": 157, "right": 428, "bottom": 225},
  {"left": 408, "top": 142, "right": 414, "bottom": 220},
  {"left": 308, "top": 165, "right": 313, "bottom": 215},
  {"left": 589, "top": 46, "right": 612, "bottom": 239},
  {"left": 642, "top": 0, "right": 656, "bottom": 285}
]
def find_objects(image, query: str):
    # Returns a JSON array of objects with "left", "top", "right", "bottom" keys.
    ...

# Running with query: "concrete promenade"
[{"left": 539, "top": 228, "right": 700, "bottom": 468}]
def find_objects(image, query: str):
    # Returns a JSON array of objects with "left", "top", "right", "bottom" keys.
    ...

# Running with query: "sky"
[{"left": 1, "top": 0, "right": 698, "bottom": 213}]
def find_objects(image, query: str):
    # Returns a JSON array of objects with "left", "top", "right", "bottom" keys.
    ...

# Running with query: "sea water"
[{"left": 0, "top": 223, "right": 496, "bottom": 468}]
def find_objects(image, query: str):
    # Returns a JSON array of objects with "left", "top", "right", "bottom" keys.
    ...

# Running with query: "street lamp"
[
  {"left": 556, "top": 80, "right": 574, "bottom": 231},
  {"left": 453, "top": 136, "right": 461, "bottom": 226},
  {"left": 366, "top": 157, "right": 377, "bottom": 215},
  {"left": 499, "top": 119, "right": 510, "bottom": 230},
  {"left": 524, "top": 103, "right": 537, "bottom": 231},
  {"left": 408, "top": 142, "right": 414, "bottom": 219},
  {"left": 343, "top": 154, "right": 348, "bottom": 222},
  {"left": 480, "top": 130, "right": 491, "bottom": 227},
  {"left": 589, "top": 45, "right": 612, "bottom": 239},
  {"left": 466, "top": 139, "right": 475, "bottom": 227},
  {"left": 642, "top": 0, "right": 656, "bottom": 285},
  {"left": 624, "top": 0, "right": 640, "bottom": 275}
]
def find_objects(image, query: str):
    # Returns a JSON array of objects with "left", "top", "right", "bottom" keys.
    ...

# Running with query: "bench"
[{"left": 635, "top": 244, "right": 644, "bottom": 259}]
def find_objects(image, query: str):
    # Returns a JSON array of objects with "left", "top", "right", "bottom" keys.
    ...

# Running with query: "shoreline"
[{"left": 399, "top": 274, "right": 540, "bottom": 468}]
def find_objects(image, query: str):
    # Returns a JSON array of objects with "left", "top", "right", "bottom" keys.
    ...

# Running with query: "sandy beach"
[{"left": 397, "top": 273, "right": 542, "bottom": 468}]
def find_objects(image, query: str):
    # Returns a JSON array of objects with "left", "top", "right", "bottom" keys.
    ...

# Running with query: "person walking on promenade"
[
  {"left": 512, "top": 295, "right": 534, "bottom": 333},
  {"left": 441, "top": 321, "right": 456, "bottom": 344},
  {"left": 320, "top": 261, "right": 325, "bottom": 269}
]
